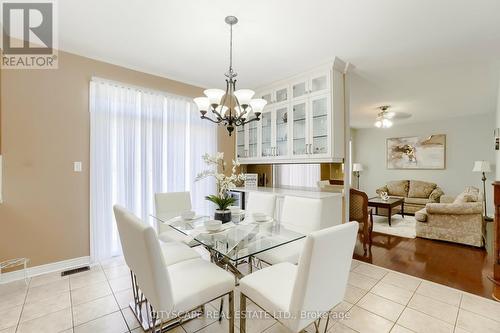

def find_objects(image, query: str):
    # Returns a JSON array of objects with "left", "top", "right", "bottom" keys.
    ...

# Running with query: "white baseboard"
[{"left": 0, "top": 256, "right": 91, "bottom": 284}]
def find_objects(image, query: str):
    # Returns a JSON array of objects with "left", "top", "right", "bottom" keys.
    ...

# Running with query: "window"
[
  {"left": 89, "top": 78, "right": 216, "bottom": 261},
  {"left": 273, "top": 164, "right": 321, "bottom": 188}
]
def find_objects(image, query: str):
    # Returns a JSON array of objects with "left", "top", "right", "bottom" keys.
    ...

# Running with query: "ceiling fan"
[{"left": 374, "top": 105, "right": 411, "bottom": 128}]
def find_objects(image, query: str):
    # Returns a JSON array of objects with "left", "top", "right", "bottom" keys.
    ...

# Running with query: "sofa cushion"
[
  {"left": 454, "top": 194, "right": 475, "bottom": 203},
  {"left": 415, "top": 209, "right": 427, "bottom": 222},
  {"left": 404, "top": 197, "right": 431, "bottom": 205},
  {"left": 408, "top": 180, "right": 437, "bottom": 198},
  {"left": 426, "top": 202, "right": 483, "bottom": 215},
  {"left": 429, "top": 187, "right": 444, "bottom": 202},
  {"left": 454, "top": 186, "right": 481, "bottom": 203},
  {"left": 387, "top": 180, "right": 409, "bottom": 197}
]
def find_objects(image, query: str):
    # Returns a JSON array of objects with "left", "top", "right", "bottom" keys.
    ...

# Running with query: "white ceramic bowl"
[
  {"left": 252, "top": 212, "right": 268, "bottom": 222},
  {"left": 205, "top": 219, "right": 222, "bottom": 232},
  {"left": 181, "top": 210, "right": 195, "bottom": 220}
]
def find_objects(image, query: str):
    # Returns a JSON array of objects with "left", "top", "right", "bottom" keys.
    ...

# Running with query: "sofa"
[
  {"left": 414, "top": 187, "right": 484, "bottom": 247},
  {"left": 376, "top": 180, "right": 444, "bottom": 214}
]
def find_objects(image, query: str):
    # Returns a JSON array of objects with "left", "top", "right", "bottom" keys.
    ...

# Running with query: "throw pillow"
[
  {"left": 408, "top": 180, "right": 437, "bottom": 198},
  {"left": 387, "top": 180, "right": 409, "bottom": 197}
]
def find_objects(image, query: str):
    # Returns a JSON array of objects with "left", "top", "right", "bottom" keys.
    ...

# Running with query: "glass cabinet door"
[
  {"left": 292, "top": 80, "right": 308, "bottom": 99},
  {"left": 275, "top": 87, "right": 288, "bottom": 103},
  {"left": 248, "top": 117, "right": 259, "bottom": 158},
  {"left": 236, "top": 125, "right": 246, "bottom": 158},
  {"left": 310, "top": 95, "right": 329, "bottom": 155},
  {"left": 260, "top": 92, "right": 273, "bottom": 105},
  {"left": 310, "top": 73, "right": 329, "bottom": 94},
  {"left": 292, "top": 101, "right": 307, "bottom": 156},
  {"left": 275, "top": 106, "right": 288, "bottom": 157},
  {"left": 261, "top": 111, "right": 272, "bottom": 157}
]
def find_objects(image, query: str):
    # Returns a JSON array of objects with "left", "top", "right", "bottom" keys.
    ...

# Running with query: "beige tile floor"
[{"left": 1, "top": 257, "right": 499, "bottom": 333}]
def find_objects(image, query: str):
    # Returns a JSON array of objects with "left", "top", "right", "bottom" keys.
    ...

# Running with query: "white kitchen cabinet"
[
  {"left": 236, "top": 59, "right": 346, "bottom": 164},
  {"left": 258, "top": 103, "right": 291, "bottom": 160}
]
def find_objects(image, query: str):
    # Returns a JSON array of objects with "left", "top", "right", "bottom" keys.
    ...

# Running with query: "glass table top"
[{"left": 151, "top": 214, "right": 305, "bottom": 262}]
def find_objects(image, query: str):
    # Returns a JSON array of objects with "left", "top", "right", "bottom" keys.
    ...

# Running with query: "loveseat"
[
  {"left": 376, "top": 180, "right": 444, "bottom": 214},
  {"left": 414, "top": 187, "right": 484, "bottom": 247}
]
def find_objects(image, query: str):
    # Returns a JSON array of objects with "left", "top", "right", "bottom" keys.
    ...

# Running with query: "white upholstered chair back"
[
  {"left": 289, "top": 222, "right": 358, "bottom": 331},
  {"left": 154, "top": 192, "right": 192, "bottom": 234},
  {"left": 280, "top": 196, "right": 330, "bottom": 234},
  {"left": 113, "top": 205, "right": 174, "bottom": 311},
  {"left": 245, "top": 192, "right": 276, "bottom": 219}
]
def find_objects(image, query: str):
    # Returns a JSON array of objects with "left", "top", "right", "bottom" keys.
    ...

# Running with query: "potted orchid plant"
[{"left": 195, "top": 152, "right": 246, "bottom": 223}]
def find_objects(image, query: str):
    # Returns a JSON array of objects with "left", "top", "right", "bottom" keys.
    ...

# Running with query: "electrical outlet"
[{"left": 74, "top": 161, "right": 82, "bottom": 172}]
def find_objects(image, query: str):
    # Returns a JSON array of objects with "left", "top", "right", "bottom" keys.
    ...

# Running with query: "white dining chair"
[
  {"left": 113, "top": 205, "right": 235, "bottom": 333},
  {"left": 244, "top": 192, "right": 276, "bottom": 220},
  {"left": 239, "top": 222, "right": 359, "bottom": 333},
  {"left": 255, "top": 196, "right": 332, "bottom": 265},
  {"left": 154, "top": 191, "right": 194, "bottom": 243}
]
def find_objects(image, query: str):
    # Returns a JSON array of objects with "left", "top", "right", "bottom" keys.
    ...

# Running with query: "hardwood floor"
[{"left": 353, "top": 231, "right": 497, "bottom": 299}]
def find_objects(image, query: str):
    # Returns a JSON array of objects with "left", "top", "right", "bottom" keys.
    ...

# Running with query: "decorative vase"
[{"left": 214, "top": 209, "right": 232, "bottom": 223}]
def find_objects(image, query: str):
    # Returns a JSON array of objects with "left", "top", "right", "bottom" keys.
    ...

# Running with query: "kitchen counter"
[
  {"left": 231, "top": 185, "right": 343, "bottom": 199},
  {"left": 232, "top": 185, "right": 344, "bottom": 225}
]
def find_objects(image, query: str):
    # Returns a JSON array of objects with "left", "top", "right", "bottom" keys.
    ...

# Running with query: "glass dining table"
[{"left": 151, "top": 214, "right": 305, "bottom": 280}]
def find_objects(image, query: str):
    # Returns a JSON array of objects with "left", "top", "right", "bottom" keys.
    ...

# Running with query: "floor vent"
[{"left": 61, "top": 266, "right": 90, "bottom": 277}]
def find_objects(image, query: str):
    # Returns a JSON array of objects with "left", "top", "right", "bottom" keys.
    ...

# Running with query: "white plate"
[
  {"left": 254, "top": 216, "right": 273, "bottom": 223},
  {"left": 183, "top": 215, "right": 204, "bottom": 220},
  {"left": 195, "top": 224, "right": 233, "bottom": 234}
]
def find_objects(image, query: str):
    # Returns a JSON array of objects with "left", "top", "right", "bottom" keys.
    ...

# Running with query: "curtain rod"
[{"left": 90, "top": 76, "right": 195, "bottom": 102}]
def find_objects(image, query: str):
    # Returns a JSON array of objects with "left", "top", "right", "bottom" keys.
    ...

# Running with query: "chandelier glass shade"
[
  {"left": 374, "top": 105, "right": 394, "bottom": 128},
  {"left": 194, "top": 16, "right": 266, "bottom": 136}
]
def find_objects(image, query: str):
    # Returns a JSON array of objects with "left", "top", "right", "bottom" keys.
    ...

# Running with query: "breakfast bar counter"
[{"left": 230, "top": 186, "right": 344, "bottom": 225}]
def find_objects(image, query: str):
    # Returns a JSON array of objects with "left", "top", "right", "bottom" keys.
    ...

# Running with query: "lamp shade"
[
  {"left": 203, "top": 89, "right": 225, "bottom": 105},
  {"left": 352, "top": 163, "right": 364, "bottom": 172},
  {"left": 472, "top": 160, "right": 491, "bottom": 172},
  {"left": 193, "top": 97, "right": 210, "bottom": 111},
  {"left": 249, "top": 98, "right": 267, "bottom": 113},
  {"left": 234, "top": 89, "right": 255, "bottom": 106}
]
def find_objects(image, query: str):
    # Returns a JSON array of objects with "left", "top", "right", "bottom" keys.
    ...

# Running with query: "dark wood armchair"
[{"left": 349, "top": 188, "right": 373, "bottom": 253}]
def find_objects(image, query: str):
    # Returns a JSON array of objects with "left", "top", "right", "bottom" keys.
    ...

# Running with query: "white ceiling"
[{"left": 57, "top": 0, "right": 500, "bottom": 127}]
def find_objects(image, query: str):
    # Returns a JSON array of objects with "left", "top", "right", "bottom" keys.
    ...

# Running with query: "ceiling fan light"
[
  {"left": 382, "top": 118, "right": 393, "bottom": 128},
  {"left": 249, "top": 98, "right": 267, "bottom": 113},
  {"left": 193, "top": 97, "right": 210, "bottom": 111},
  {"left": 203, "top": 89, "right": 225, "bottom": 106},
  {"left": 234, "top": 89, "right": 255, "bottom": 106},
  {"left": 374, "top": 120, "right": 382, "bottom": 128}
]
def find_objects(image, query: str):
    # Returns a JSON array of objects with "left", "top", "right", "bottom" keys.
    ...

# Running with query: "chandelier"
[
  {"left": 374, "top": 105, "right": 395, "bottom": 128},
  {"left": 193, "top": 16, "right": 266, "bottom": 136}
]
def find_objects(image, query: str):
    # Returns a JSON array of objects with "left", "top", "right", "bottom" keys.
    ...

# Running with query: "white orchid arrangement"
[{"left": 195, "top": 152, "right": 246, "bottom": 210}]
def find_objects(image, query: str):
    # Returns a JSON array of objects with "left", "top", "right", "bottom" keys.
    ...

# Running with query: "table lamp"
[
  {"left": 472, "top": 160, "right": 491, "bottom": 220},
  {"left": 352, "top": 163, "right": 364, "bottom": 189}
]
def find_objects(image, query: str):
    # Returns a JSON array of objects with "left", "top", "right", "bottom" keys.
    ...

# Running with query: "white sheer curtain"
[
  {"left": 274, "top": 164, "right": 321, "bottom": 188},
  {"left": 90, "top": 79, "right": 216, "bottom": 262}
]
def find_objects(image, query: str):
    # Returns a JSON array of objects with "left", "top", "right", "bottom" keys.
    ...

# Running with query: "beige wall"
[{"left": 0, "top": 50, "right": 233, "bottom": 267}]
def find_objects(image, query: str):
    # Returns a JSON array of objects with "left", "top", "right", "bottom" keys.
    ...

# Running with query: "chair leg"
[
  {"left": 369, "top": 213, "right": 374, "bottom": 251},
  {"left": 219, "top": 297, "right": 224, "bottom": 322},
  {"left": 240, "top": 293, "right": 247, "bottom": 333},
  {"left": 313, "top": 318, "right": 321, "bottom": 333},
  {"left": 228, "top": 291, "right": 234, "bottom": 333},
  {"left": 323, "top": 311, "right": 331, "bottom": 333}
]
